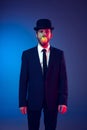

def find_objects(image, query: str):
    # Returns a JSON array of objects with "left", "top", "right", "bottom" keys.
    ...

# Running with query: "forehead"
[{"left": 38, "top": 29, "right": 51, "bottom": 32}]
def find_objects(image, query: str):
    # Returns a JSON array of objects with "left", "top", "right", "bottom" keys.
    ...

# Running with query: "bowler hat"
[{"left": 34, "top": 19, "right": 54, "bottom": 31}]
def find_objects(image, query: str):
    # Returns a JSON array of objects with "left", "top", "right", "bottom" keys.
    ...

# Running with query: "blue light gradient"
[{"left": 0, "top": 0, "right": 87, "bottom": 130}]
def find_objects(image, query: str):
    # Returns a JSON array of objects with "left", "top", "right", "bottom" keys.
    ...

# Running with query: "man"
[{"left": 19, "top": 19, "right": 68, "bottom": 130}]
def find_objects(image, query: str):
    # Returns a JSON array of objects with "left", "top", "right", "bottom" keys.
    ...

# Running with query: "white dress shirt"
[{"left": 37, "top": 43, "right": 50, "bottom": 70}]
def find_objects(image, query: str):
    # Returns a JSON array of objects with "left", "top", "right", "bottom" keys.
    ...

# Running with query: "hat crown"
[{"left": 34, "top": 19, "right": 54, "bottom": 31}]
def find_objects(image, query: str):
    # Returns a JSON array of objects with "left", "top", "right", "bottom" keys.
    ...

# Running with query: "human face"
[{"left": 36, "top": 29, "right": 52, "bottom": 48}]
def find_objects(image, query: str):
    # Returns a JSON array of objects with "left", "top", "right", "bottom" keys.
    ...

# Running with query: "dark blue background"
[{"left": 0, "top": 0, "right": 87, "bottom": 130}]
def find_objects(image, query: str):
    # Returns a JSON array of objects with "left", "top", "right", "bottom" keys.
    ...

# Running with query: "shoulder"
[
  {"left": 21, "top": 46, "right": 37, "bottom": 59},
  {"left": 22, "top": 46, "right": 37, "bottom": 56},
  {"left": 51, "top": 46, "right": 66, "bottom": 62},
  {"left": 51, "top": 46, "right": 64, "bottom": 55},
  {"left": 23, "top": 46, "right": 37, "bottom": 54}
]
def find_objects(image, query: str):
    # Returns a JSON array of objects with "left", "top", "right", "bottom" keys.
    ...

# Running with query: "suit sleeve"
[
  {"left": 19, "top": 52, "right": 28, "bottom": 107},
  {"left": 58, "top": 51, "right": 68, "bottom": 106}
]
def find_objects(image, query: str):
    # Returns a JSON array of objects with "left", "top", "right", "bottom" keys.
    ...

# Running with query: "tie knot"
[{"left": 42, "top": 49, "right": 46, "bottom": 53}]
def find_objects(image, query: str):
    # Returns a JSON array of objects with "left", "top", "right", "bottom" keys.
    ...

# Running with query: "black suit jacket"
[{"left": 19, "top": 46, "right": 68, "bottom": 110}]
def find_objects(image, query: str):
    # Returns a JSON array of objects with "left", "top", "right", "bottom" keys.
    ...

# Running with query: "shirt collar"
[{"left": 37, "top": 43, "right": 50, "bottom": 53}]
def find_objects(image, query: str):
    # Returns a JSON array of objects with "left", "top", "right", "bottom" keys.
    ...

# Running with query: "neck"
[{"left": 39, "top": 42, "right": 50, "bottom": 49}]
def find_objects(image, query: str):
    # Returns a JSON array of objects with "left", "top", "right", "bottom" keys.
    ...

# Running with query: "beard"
[{"left": 39, "top": 39, "right": 49, "bottom": 48}]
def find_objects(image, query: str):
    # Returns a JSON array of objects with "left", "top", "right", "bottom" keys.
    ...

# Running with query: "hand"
[
  {"left": 20, "top": 106, "right": 27, "bottom": 114},
  {"left": 58, "top": 105, "right": 67, "bottom": 114}
]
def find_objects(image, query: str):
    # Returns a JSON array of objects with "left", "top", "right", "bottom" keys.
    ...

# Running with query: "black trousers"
[{"left": 27, "top": 103, "right": 58, "bottom": 130}]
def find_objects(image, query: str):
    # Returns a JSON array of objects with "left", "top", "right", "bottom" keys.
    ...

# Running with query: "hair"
[{"left": 35, "top": 29, "right": 53, "bottom": 34}]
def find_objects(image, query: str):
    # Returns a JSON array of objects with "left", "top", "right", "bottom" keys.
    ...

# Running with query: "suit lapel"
[
  {"left": 33, "top": 46, "right": 55, "bottom": 77},
  {"left": 46, "top": 47, "right": 55, "bottom": 77},
  {"left": 34, "top": 46, "right": 43, "bottom": 75},
  {"left": 48, "top": 47, "right": 54, "bottom": 69}
]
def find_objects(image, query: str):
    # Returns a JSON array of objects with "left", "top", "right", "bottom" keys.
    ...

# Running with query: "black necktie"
[{"left": 42, "top": 49, "right": 47, "bottom": 80}]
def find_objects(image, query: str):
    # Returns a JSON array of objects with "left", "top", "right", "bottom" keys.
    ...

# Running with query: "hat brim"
[{"left": 34, "top": 27, "right": 54, "bottom": 31}]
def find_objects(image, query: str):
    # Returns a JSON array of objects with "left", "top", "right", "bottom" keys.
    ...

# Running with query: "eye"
[
  {"left": 45, "top": 29, "right": 51, "bottom": 34},
  {"left": 38, "top": 30, "right": 44, "bottom": 33},
  {"left": 40, "top": 30, "right": 44, "bottom": 33}
]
